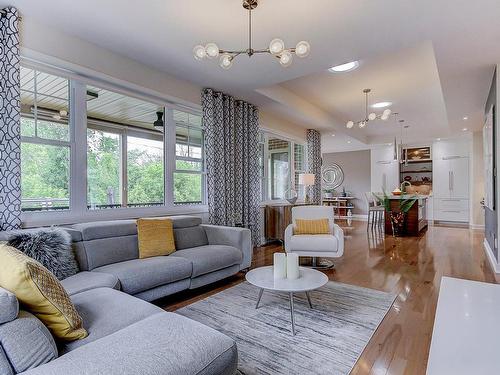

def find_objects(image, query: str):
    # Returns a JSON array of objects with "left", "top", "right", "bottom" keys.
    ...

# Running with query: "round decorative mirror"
[{"left": 322, "top": 164, "right": 344, "bottom": 189}]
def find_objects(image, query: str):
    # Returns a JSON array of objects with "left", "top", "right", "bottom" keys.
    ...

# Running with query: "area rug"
[{"left": 176, "top": 281, "right": 396, "bottom": 375}]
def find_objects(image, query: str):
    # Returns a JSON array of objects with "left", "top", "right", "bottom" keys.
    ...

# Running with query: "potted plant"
[
  {"left": 375, "top": 192, "right": 417, "bottom": 237},
  {"left": 324, "top": 188, "right": 335, "bottom": 198}
]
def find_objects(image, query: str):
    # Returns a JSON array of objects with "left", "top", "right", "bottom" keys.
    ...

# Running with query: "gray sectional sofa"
[{"left": 0, "top": 215, "right": 252, "bottom": 375}]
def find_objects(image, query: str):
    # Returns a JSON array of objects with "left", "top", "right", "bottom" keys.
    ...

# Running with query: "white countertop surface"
[{"left": 427, "top": 277, "right": 500, "bottom": 375}]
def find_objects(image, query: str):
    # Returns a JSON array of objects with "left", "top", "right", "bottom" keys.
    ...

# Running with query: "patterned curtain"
[
  {"left": 307, "top": 129, "right": 322, "bottom": 204},
  {"left": 202, "top": 88, "right": 261, "bottom": 245},
  {"left": 0, "top": 7, "right": 21, "bottom": 231}
]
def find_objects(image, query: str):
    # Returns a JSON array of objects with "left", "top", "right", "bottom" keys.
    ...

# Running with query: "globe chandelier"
[
  {"left": 346, "top": 89, "right": 392, "bottom": 129},
  {"left": 193, "top": 0, "right": 311, "bottom": 69}
]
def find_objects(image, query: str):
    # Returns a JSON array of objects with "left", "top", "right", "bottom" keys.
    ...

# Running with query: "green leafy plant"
[{"left": 374, "top": 191, "right": 417, "bottom": 236}]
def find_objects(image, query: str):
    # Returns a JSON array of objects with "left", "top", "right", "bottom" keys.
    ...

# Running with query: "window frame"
[
  {"left": 172, "top": 113, "right": 206, "bottom": 205},
  {"left": 20, "top": 61, "right": 208, "bottom": 228},
  {"left": 20, "top": 66, "right": 73, "bottom": 212},
  {"left": 259, "top": 130, "right": 306, "bottom": 203}
]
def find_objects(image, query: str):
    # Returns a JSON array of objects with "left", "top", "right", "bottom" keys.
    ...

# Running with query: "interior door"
[{"left": 449, "top": 157, "right": 469, "bottom": 199}]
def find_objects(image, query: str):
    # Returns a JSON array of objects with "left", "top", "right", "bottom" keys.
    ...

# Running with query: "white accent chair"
[{"left": 284, "top": 206, "right": 344, "bottom": 268}]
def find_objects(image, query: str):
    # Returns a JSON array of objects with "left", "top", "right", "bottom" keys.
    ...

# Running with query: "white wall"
[{"left": 322, "top": 150, "right": 371, "bottom": 215}]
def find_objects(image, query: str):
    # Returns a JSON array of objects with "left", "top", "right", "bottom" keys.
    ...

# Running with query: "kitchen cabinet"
[
  {"left": 432, "top": 140, "right": 470, "bottom": 223},
  {"left": 371, "top": 146, "right": 399, "bottom": 193}
]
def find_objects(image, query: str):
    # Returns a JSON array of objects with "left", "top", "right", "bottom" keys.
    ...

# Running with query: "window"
[
  {"left": 19, "top": 63, "right": 207, "bottom": 225},
  {"left": 259, "top": 131, "right": 306, "bottom": 201},
  {"left": 174, "top": 110, "right": 204, "bottom": 204},
  {"left": 20, "top": 67, "right": 71, "bottom": 211},
  {"left": 268, "top": 137, "right": 291, "bottom": 200},
  {"left": 86, "top": 86, "right": 165, "bottom": 209},
  {"left": 87, "top": 128, "right": 121, "bottom": 209},
  {"left": 294, "top": 144, "right": 306, "bottom": 192},
  {"left": 127, "top": 135, "right": 164, "bottom": 206}
]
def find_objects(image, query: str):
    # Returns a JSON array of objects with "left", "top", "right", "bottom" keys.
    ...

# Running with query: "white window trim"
[{"left": 20, "top": 62, "right": 208, "bottom": 228}]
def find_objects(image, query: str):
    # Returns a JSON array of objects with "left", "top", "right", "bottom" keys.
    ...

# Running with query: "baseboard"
[
  {"left": 483, "top": 239, "right": 500, "bottom": 274},
  {"left": 469, "top": 223, "right": 485, "bottom": 230},
  {"left": 337, "top": 214, "right": 368, "bottom": 221}
]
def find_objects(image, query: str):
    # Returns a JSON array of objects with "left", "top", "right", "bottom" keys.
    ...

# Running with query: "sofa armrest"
[
  {"left": 201, "top": 225, "right": 252, "bottom": 270},
  {"left": 333, "top": 223, "right": 344, "bottom": 257}
]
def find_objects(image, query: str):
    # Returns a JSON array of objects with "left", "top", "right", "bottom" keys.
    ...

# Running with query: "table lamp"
[{"left": 298, "top": 173, "right": 315, "bottom": 203}]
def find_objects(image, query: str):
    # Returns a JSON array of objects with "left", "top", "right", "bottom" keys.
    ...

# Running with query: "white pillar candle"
[
  {"left": 273, "top": 253, "right": 287, "bottom": 279},
  {"left": 286, "top": 253, "right": 299, "bottom": 280}
]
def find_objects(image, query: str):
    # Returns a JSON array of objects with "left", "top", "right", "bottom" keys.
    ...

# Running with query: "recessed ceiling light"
[
  {"left": 386, "top": 143, "right": 392, "bottom": 146},
  {"left": 331, "top": 133, "right": 336, "bottom": 137},
  {"left": 347, "top": 140, "right": 352, "bottom": 144},
  {"left": 463, "top": 116, "right": 468, "bottom": 120},
  {"left": 372, "top": 102, "right": 392, "bottom": 109},
  {"left": 436, "top": 138, "right": 441, "bottom": 141},
  {"left": 328, "top": 61, "right": 359, "bottom": 73},
  {"left": 462, "top": 127, "right": 468, "bottom": 131}
]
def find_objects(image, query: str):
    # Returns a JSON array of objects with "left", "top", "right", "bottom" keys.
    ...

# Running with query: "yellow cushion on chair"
[
  {"left": 137, "top": 218, "right": 176, "bottom": 258},
  {"left": 294, "top": 218, "right": 331, "bottom": 235},
  {"left": 0, "top": 245, "right": 87, "bottom": 341}
]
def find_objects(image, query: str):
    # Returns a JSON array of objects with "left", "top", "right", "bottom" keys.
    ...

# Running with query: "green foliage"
[
  {"left": 21, "top": 121, "right": 203, "bottom": 210},
  {"left": 374, "top": 191, "right": 417, "bottom": 213}
]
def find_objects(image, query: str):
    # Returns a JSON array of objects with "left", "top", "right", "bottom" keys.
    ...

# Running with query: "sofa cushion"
[
  {"left": 0, "top": 287, "right": 18, "bottom": 324},
  {"left": 72, "top": 220, "right": 137, "bottom": 241},
  {"left": 0, "top": 245, "right": 87, "bottom": 341},
  {"left": 170, "top": 215, "right": 203, "bottom": 228},
  {"left": 174, "top": 226, "right": 209, "bottom": 250},
  {"left": 137, "top": 218, "right": 176, "bottom": 258},
  {"left": 93, "top": 256, "right": 192, "bottom": 295},
  {"left": 63, "top": 287, "right": 163, "bottom": 353},
  {"left": 80, "top": 235, "right": 139, "bottom": 270},
  {"left": 0, "top": 311, "right": 58, "bottom": 373},
  {"left": 23, "top": 313, "right": 238, "bottom": 375},
  {"left": 0, "top": 345, "right": 13, "bottom": 375},
  {"left": 172, "top": 245, "right": 242, "bottom": 278},
  {"left": 288, "top": 234, "right": 339, "bottom": 252},
  {"left": 61, "top": 271, "right": 120, "bottom": 296}
]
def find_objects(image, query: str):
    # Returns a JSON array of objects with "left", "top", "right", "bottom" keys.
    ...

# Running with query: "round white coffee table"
[{"left": 245, "top": 266, "right": 328, "bottom": 335}]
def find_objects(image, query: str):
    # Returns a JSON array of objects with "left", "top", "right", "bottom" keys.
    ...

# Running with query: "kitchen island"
[{"left": 383, "top": 195, "right": 429, "bottom": 236}]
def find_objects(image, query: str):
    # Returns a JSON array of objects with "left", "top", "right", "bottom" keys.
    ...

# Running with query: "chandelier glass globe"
[
  {"left": 193, "top": 45, "right": 207, "bottom": 60},
  {"left": 346, "top": 121, "right": 354, "bottom": 129},
  {"left": 219, "top": 54, "right": 233, "bottom": 70},
  {"left": 205, "top": 43, "right": 219, "bottom": 59},
  {"left": 269, "top": 38, "right": 285, "bottom": 56},
  {"left": 368, "top": 112, "right": 377, "bottom": 121},
  {"left": 295, "top": 41, "right": 310, "bottom": 58},
  {"left": 279, "top": 50, "right": 293, "bottom": 67},
  {"left": 359, "top": 121, "right": 367, "bottom": 128}
]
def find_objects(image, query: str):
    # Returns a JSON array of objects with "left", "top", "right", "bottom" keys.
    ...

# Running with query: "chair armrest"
[
  {"left": 332, "top": 223, "right": 344, "bottom": 257},
  {"left": 284, "top": 224, "right": 294, "bottom": 252},
  {"left": 201, "top": 225, "right": 252, "bottom": 270}
]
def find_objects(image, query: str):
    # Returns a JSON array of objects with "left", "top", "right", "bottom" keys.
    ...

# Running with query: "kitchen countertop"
[{"left": 385, "top": 194, "right": 429, "bottom": 200}]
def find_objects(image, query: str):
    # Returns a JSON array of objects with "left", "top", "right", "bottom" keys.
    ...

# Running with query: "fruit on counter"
[{"left": 392, "top": 188, "right": 402, "bottom": 195}]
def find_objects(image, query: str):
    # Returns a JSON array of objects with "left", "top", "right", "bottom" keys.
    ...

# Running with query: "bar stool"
[{"left": 364, "top": 192, "right": 384, "bottom": 230}]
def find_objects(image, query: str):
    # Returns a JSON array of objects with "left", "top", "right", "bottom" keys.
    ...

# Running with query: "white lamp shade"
[{"left": 298, "top": 173, "right": 315, "bottom": 186}]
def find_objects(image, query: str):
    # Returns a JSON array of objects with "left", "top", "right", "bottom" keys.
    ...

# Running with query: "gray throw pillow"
[{"left": 7, "top": 228, "right": 79, "bottom": 280}]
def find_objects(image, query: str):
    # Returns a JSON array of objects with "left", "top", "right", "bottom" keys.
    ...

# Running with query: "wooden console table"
[{"left": 265, "top": 203, "right": 312, "bottom": 242}]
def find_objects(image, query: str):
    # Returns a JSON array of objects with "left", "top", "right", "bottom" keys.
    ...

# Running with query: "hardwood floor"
[{"left": 160, "top": 220, "right": 497, "bottom": 375}]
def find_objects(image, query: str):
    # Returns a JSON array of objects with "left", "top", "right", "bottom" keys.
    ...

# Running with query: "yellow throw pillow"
[
  {"left": 0, "top": 245, "right": 87, "bottom": 341},
  {"left": 137, "top": 217, "right": 176, "bottom": 259},
  {"left": 294, "top": 218, "right": 331, "bottom": 235}
]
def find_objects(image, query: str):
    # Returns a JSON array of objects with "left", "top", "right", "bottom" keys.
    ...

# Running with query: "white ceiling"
[{"left": 6, "top": 0, "right": 500, "bottom": 151}]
